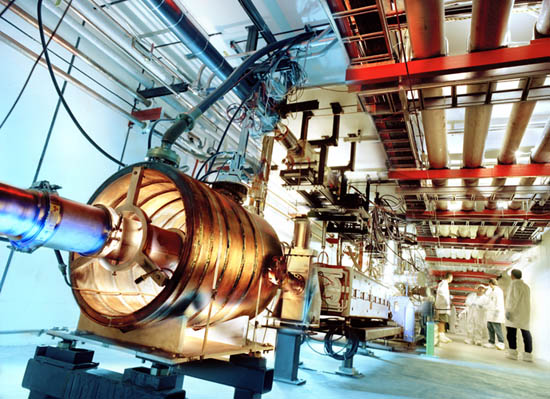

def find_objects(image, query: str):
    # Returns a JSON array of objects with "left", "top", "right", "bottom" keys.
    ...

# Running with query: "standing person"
[
  {"left": 464, "top": 285, "right": 489, "bottom": 345},
  {"left": 483, "top": 279, "right": 506, "bottom": 350},
  {"left": 505, "top": 269, "right": 533, "bottom": 362},
  {"left": 435, "top": 273, "right": 453, "bottom": 343}
]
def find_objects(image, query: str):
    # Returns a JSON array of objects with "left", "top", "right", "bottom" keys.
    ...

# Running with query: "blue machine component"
[
  {"left": 0, "top": 182, "right": 110, "bottom": 254},
  {"left": 390, "top": 296, "right": 416, "bottom": 343}
]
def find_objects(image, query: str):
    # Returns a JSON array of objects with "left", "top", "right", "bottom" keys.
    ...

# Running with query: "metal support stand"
[
  {"left": 273, "top": 329, "right": 306, "bottom": 385},
  {"left": 22, "top": 343, "right": 274, "bottom": 399},
  {"left": 22, "top": 345, "right": 185, "bottom": 398},
  {"left": 336, "top": 356, "right": 363, "bottom": 378}
]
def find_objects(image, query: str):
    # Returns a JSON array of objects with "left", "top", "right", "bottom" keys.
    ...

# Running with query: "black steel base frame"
[{"left": 22, "top": 344, "right": 273, "bottom": 399}]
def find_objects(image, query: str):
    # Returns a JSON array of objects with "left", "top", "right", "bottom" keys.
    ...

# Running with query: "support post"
[
  {"left": 336, "top": 355, "right": 362, "bottom": 378},
  {"left": 273, "top": 329, "right": 306, "bottom": 385}
]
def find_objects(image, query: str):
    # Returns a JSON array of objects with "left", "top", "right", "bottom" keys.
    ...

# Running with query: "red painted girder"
[
  {"left": 388, "top": 163, "right": 550, "bottom": 181},
  {"left": 425, "top": 257, "right": 512, "bottom": 266},
  {"left": 430, "top": 270, "right": 498, "bottom": 279},
  {"left": 437, "top": 280, "right": 494, "bottom": 286},
  {"left": 450, "top": 286, "right": 478, "bottom": 292},
  {"left": 346, "top": 38, "right": 550, "bottom": 86},
  {"left": 418, "top": 236, "right": 534, "bottom": 247},
  {"left": 407, "top": 209, "right": 550, "bottom": 221}
]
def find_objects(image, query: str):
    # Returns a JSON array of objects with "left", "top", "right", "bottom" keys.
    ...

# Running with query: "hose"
[
  {"left": 162, "top": 30, "right": 316, "bottom": 147},
  {"left": 323, "top": 329, "right": 359, "bottom": 360}
]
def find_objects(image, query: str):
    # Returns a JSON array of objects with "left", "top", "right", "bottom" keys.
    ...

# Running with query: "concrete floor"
[{"left": 1, "top": 332, "right": 549, "bottom": 399}]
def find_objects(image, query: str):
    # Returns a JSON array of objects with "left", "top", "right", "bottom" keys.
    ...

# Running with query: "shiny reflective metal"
[
  {"left": 0, "top": 182, "right": 110, "bottom": 254},
  {"left": 70, "top": 163, "right": 284, "bottom": 330}
]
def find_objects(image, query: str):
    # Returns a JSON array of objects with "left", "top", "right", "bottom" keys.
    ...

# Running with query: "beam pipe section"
[{"left": 0, "top": 183, "right": 110, "bottom": 254}]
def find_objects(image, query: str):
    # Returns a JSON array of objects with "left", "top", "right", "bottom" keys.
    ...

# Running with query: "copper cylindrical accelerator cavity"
[{"left": 70, "top": 163, "right": 283, "bottom": 330}]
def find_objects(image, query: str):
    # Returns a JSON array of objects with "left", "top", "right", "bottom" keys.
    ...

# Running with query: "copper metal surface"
[{"left": 71, "top": 162, "right": 283, "bottom": 330}]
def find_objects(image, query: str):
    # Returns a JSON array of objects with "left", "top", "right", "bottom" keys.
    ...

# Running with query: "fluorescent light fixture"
[
  {"left": 448, "top": 201, "right": 461, "bottom": 211},
  {"left": 496, "top": 200, "right": 508, "bottom": 210}
]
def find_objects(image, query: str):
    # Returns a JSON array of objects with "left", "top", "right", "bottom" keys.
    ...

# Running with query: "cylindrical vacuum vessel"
[{"left": 0, "top": 162, "right": 284, "bottom": 330}]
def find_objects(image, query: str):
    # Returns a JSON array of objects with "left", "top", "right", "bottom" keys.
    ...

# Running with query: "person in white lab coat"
[
  {"left": 483, "top": 279, "right": 506, "bottom": 350},
  {"left": 435, "top": 273, "right": 453, "bottom": 343},
  {"left": 505, "top": 269, "right": 533, "bottom": 362},
  {"left": 463, "top": 285, "right": 489, "bottom": 345}
]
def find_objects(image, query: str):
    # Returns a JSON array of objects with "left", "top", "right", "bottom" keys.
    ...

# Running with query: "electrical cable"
[
  {"left": 323, "top": 329, "right": 359, "bottom": 360},
  {"left": 37, "top": 0, "right": 126, "bottom": 167},
  {"left": 0, "top": 0, "right": 14, "bottom": 18},
  {"left": 0, "top": 1, "right": 70, "bottom": 132},
  {"left": 0, "top": 16, "right": 134, "bottom": 108},
  {"left": 54, "top": 250, "right": 71, "bottom": 287}
]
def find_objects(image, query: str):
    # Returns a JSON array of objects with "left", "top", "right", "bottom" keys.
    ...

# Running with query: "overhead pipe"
[
  {"left": 160, "top": 31, "right": 315, "bottom": 150},
  {"left": 79, "top": 0, "right": 259, "bottom": 154},
  {"left": 487, "top": 75, "right": 547, "bottom": 209},
  {"left": 536, "top": 0, "right": 550, "bottom": 37},
  {"left": 237, "top": 0, "right": 276, "bottom": 44},
  {"left": 142, "top": 0, "right": 251, "bottom": 100},
  {"left": 46, "top": 0, "right": 253, "bottom": 156},
  {"left": 404, "top": 0, "right": 448, "bottom": 210},
  {"left": 499, "top": 0, "right": 550, "bottom": 210},
  {"left": 0, "top": 31, "right": 145, "bottom": 127},
  {"left": 462, "top": 0, "right": 514, "bottom": 211},
  {"left": 509, "top": 118, "right": 550, "bottom": 209},
  {"left": 0, "top": 0, "right": 149, "bottom": 106}
]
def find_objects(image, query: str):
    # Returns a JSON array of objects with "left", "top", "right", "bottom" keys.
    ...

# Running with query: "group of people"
[{"left": 435, "top": 269, "right": 533, "bottom": 362}]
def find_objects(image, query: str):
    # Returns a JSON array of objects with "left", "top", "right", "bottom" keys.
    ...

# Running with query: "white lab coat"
[
  {"left": 465, "top": 292, "right": 489, "bottom": 342},
  {"left": 505, "top": 279, "right": 531, "bottom": 330},
  {"left": 486, "top": 286, "right": 505, "bottom": 323},
  {"left": 435, "top": 280, "right": 451, "bottom": 315}
]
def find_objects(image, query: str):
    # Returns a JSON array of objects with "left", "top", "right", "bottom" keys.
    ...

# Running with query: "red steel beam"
[
  {"left": 437, "top": 280, "right": 497, "bottom": 286},
  {"left": 418, "top": 236, "right": 535, "bottom": 248},
  {"left": 430, "top": 270, "right": 498, "bottom": 279},
  {"left": 388, "top": 164, "right": 550, "bottom": 181},
  {"left": 425, "top": 257, "right": 512, "bottom": 266},
  {"left": 450, "top": 286, "right": 478, "bottom": 292},
  {"left": 407, "top": 209, "right": 550, "bottom": 221},
  {"left": 346, "top": 38, "right": 550, "bottom": 86}
]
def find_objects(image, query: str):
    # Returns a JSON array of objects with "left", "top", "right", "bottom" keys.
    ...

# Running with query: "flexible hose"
[{"left": 162, "top": 30, "right": 315, "bottom": 147}]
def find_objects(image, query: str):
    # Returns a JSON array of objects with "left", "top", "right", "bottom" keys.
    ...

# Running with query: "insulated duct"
[
  {"left": 0, "top": 163, "right": 284, "bottom": 330},
  {"left": 498, "top": 0, "right": 550, "bottom": 209},
  {"left": 404, "top": 0, "right": 448, "bottom": 210},
  {"left": 462, "top": 0, "right": 514, "bottom": 211},
  {"left": 510, "top": 118, "right": 550, "bottom": 207},
  {"left": 487, "top": 76, "right": 547, "bottom": 209}
]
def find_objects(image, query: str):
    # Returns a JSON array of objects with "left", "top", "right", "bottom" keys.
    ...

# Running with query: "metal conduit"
[
  {"left": 81, "top": 0, "right": 259, "bottom": 154},
  {"left": 462, "top": 0, "right": 514, "bottom": 211},
  {"left": 404, "top": 0, "right": 448, "bottom": 210},
  {"left": 0, "top": 31, "right": 145, "bottom": 126},
  {"left": 0, "top": 0, "right": 149, "bottom": 106}
]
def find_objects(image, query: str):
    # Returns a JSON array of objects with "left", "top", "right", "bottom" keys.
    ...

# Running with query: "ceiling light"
[
  {"left": 448, "top": 201, "right": 461, "bottom": 211},
  {"left": 496, "top": 201, "right": 508, "bottom": 210}
]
